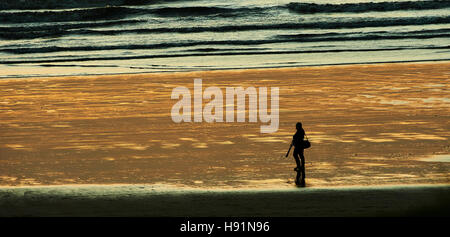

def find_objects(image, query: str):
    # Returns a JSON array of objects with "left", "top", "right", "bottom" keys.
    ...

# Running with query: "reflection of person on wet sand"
[{"left": 292, "top": 122, "right": 306, "bottom": 186}]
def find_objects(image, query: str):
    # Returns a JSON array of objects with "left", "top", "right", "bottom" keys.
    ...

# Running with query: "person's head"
[{"left": 296, "top": 122, "right": 302, "bottom": 130}]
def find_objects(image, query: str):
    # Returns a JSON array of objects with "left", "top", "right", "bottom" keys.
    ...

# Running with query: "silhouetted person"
[{"left": 292, "top": 122, "right": 306, "bottom": 186}]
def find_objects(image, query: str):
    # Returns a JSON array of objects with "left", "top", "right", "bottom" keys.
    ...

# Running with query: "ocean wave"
[
  {"left": 0, "top": 5, "right": 268, "bottom": 24},
  {"left": 2, "top": 15, "right": 448, "bottom": 40},
  {"left": 0, "top": 0, "right": 190, "bottom": 10},
  {"left": 0, "top": 20, "right": 145, "bottom": 40},
  {"left": 0, "top": 6, "right": 145, "bottom": 23},
  {"left": 3, "top": 0, "right": 448, "bottom": 13},
  {"left": 276, "top": 31, "right": 450, "bottom": 42},
  {"left": 145, "top": 15, "right": 450, "bottom": 32},
  {"left": 287, "top": 0, "right": 450, "bottom": 14},
  {"left": 277, "top": 28, "right": 450, "bottom": 39},
  {"left": 1, "top": 1, "right": 448, "bottom": 25},
  {"left": 148, "top": 6, "right": 267, "bottom": 17},
  {"left": 0, "top": 5, "right": 269, "bottom": 24},
  {"left": 3, "top": 29, "right": 449, "bottom": 54},
  {"left": 2, "top": 46, "right": 449, "bottom": 64}
]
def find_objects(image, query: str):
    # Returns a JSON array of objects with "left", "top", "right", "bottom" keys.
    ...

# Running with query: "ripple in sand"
[
  {"left": 420, "top": 97, "right": 450, "bottom": 103},
  {"left": 161, "top": 143, "right": 180, "bottom": 149},
  {"left": 360, "top": 137, "right": 396, "bottom": 143},
  {"left": 114, "top": 143, "right": 149, "bottom": 150},
  {"left": 248, "top": 137, "right": 285, "bottom": 143},
  {"left": 378, "top": 99, "right": 410, "bottom": 105},
  {"left": 419, "top": 154, "right": 450, "bottom": 163},
  {"left": 0, "top": 176, "right": 18, "bottom": 182},
  {"left": 179, "top": 137, "right": 198, "bottom": 142},
  {"left": 51, "top": 124, "right": 72, "bottom": 128},
  {"left": 4, "top": 144, "right": 32, "bottom": 151},
  {"left": 379, "top": 132, "right": 447, "bottom": 141},
  {"left": 312, "top": 135, "right": 356, "bottom": 143},
  {"left": 193, "top": 143, "right": 208, "bottom": 148},
  {"left": 213, "top": 141, "right": 234, "bottom": 145}
]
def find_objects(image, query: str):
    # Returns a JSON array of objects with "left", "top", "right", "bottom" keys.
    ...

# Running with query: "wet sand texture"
[{"left": 0, "top": 62, "right": 449, "bottom": 187}]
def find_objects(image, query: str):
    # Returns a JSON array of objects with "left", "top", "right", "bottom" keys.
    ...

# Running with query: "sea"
[{"left": 0, "top": 0, "right": 449, "bottom": 78}]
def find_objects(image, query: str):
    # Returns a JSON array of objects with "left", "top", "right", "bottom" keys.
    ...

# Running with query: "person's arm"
[{"left": 285, "top": 142, "right": 293, "bottom": 157}]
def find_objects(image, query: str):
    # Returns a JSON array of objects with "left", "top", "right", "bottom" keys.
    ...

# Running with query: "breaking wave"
[
  {"left": 0, "top": 0, "right": 190, "bottom": 10},
  {"left": 2, "top": 15, "right": 449, "bottom": 40},
  {"left": 287, "top": 0, "right": 450, "bottom": 14}
]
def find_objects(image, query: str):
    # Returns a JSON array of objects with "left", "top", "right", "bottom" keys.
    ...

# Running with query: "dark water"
[{"left": 0, "top": 0, "right": 449, "bottom": 78}]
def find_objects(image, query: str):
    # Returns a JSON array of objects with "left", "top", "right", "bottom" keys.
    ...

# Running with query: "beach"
[
  {"left": 1, "top": 0, "right": 449, "bottom": 220},
  {"left": 1, "top": 62, "right": 449, "bottom": 187},
  {"left": 0, "top": 62, "right": 449, "bottom": 216}
]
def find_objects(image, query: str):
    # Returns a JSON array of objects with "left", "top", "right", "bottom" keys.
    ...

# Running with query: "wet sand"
[
  {"left": 0, "top": 62, "right": 449, "bottom": 188},
  {"left": 0, "top": 184, "right": 449, "bottom": 217}
]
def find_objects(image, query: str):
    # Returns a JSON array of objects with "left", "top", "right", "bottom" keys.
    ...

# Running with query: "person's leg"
[
  {"left": 293, "top": 149, "right": 301, "bottom": 185},
  {"left": 293, "top": 149, "right": 301, "bottom": 169},
  {"left": 300, "top": 150, "right": 306, "bottom": 182}
]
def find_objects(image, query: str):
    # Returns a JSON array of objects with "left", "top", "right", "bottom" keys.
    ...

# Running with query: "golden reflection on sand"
[
  {"left": 0, "top": 62, "right": 449, "bottom": 187},
  {"left": 380, "top": 133, "right": 447, "bottom": 140}
]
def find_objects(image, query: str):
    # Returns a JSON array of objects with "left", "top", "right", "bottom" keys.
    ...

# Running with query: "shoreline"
[
  {"left": 0, "top": 183, "right": 450, "bottom": 192},
  {"left": 0, "top": 182, "right": 449, "bottom": 190},
  {"left": 1, "top": 59, "right": 449, "bottom": 81},
  {"left": 1, "top": 184, "right": 449, "bottom": 217}
]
